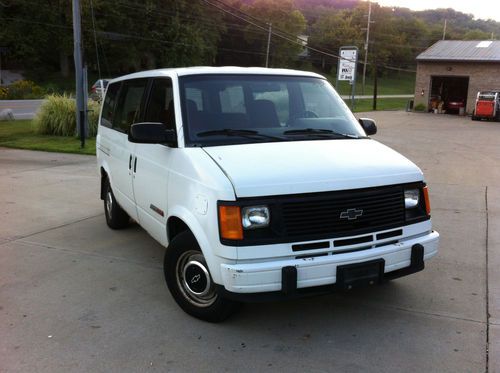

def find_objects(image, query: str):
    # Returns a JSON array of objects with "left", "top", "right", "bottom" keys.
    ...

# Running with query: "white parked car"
[{"left": 96, "top": 67, "right": 439, "bottom": 322}]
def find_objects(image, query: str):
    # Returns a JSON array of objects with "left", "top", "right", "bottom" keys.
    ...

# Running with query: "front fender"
[{"left": 167, "top": 205, "right": 236, "bottom": 285}]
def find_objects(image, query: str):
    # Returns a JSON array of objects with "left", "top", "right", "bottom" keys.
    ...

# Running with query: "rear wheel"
[
  {"left": 471, "top": 111, "right": 480, "bottom": 121},
  {"left": 103, "top": 179, "right": 129, "bottom": 229},
  {"left": 164, "top": 231, "right": 241, "bottom": 322}
]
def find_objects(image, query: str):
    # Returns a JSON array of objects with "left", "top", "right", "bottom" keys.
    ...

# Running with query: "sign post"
[
  {"left": 337, "top": 46, "right": 358, "bottom": 110},
  {"left": 72, "top": 0, "right": 88, "bottom": 147},
  {"left": 0, "top": 47, "right": 8, "bottom": 87}
]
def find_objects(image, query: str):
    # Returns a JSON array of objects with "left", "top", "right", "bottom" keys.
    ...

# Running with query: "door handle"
[
  {"left": 129, "top": 154, "right": 133, "bottom": 170},
  {"left": 134, "top": 157, "right": 138, "bottom": 173}
]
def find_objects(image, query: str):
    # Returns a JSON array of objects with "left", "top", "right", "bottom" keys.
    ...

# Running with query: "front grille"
[{"left": 281, "top": 185, "right": 405, "bottom": 238}]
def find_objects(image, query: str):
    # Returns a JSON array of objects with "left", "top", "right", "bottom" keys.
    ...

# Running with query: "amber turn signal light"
[
  {"left": 423, "top": 186, "right": 431, "bottom": 215},
  {"left": 219, "top": 205, "right": 243, "bottom": 240}
]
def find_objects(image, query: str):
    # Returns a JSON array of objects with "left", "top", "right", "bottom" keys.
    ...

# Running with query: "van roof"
[{"left": 109, "top": 66, "right": 324, "bottom": 83}]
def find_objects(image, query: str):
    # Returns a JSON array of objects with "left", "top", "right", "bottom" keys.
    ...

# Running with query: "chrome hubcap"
[
  {"left": 176, "top": 250, "right": 217, "bottom": 307},
  {"left": 106, "top": 191, "right": 113, "bottom": 217}
]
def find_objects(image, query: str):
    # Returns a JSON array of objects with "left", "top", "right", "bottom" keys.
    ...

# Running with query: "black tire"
[
  {"left": 103, "top": 179, "right": 129, "bottom": 229},
  {"left": 164, "top": 231, "right": 241, "bottom": 322}
]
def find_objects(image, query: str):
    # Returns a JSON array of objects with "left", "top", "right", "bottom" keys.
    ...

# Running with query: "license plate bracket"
[{"left": 336, "top": 259, "right": 385, "bottom": 290}]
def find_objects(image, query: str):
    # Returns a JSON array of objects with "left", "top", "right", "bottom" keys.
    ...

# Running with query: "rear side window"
[
  {"left": 100, "top": 82, "right": 120, "bottom": 128},
  {"left": 144, "top": 78, "right": 175, "bottom": 130},
  {"left": 113, "top": 79, "right": 148, "bottom": 133}
]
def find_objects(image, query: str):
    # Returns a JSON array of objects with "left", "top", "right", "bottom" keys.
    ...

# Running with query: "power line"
[
  {"left": 3, "top": 1, "right": 419, "bottom": 73},
  {"left": 201, "top": 0, "right": 417, "bottom": 72},
  {"left": 0, "top": 16, "right": 268, "bottom": 58}
]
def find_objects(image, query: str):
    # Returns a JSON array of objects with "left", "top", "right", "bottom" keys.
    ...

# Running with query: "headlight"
[
  {"left": 404, "top": 189, "right": 420, "bottom": 209},
  {"left": 242, "top": 205, "right": 270, "bottom": 229}
]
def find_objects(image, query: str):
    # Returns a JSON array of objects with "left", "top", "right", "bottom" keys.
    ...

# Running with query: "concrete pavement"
[{"left": 0, "top": 112, "right": 499, "bottom": 372}]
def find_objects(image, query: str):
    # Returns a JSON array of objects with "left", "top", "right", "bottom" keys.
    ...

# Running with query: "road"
[
  {"left": 339, "top": 94, "right": 413, "bottom": 99},
  {"left": 0, "top": 111, "right": 499, "bottom": 372},
  {"left": 0, "top": 99, "right": 44, "bottom": 120}
]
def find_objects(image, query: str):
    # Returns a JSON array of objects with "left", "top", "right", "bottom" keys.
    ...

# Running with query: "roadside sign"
[
  {"left": 336, "top": 46, "right": 359, "bottom": 110},
  {"left": 338, "top": 48, "right": 358, "bottom": 81}
]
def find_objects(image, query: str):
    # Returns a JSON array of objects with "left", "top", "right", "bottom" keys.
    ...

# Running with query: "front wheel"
[
  {"left": 164, "top": 231, "right": 241, "bottom": 322},
  {"left": 103, "top": 179, "right": 129, "bottom": 229}
]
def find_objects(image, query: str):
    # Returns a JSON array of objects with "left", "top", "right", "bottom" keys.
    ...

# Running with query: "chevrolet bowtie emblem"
[{"left": 340, "top": 208, "right": 364, "bottom": 220}]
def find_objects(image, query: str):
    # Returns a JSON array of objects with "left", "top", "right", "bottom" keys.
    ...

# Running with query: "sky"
[{"left": 375, "top": 0, "right": 500, "bottom": 22}]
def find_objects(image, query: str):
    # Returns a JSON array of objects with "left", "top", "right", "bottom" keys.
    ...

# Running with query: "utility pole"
[
  {"left": 72, "top": 0, "right": 87, "bottom": 147},
  {"left": 361, "top": 1, "right": 373, "bottom": 95},
  {"left": 442, "top": 19, "right": 447, "bottom": 40},
  {"left": 372, "top": 64, "right": 378, "bottom": 111},
  {"left": 265, "top": 23, "right": 272, "bottom": 68}
]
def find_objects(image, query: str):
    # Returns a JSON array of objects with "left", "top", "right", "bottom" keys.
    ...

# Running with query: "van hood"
[{"left": 203, "top": 139, "right": 423, "bottom": 198}]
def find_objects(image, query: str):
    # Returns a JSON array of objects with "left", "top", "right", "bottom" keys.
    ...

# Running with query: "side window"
[
  {"left": 144, "top": 78, "right": 175, "bottom": 130},
  {"left": 113, "top": 79, "right": 147, "bottom": 133},
  {"left": 100, "top": 82, "right": 120, "bottom": 127}
]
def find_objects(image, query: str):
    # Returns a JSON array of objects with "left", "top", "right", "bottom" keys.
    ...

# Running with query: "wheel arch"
[
  {"left": 99, "top": 162, "right": 112, "bottom": 201},
  {"left": 100, "top": 167, "right": 108, "bottom": 200},
  {"left": 165, "top": 207, "right": 222, "bottom": 285}
]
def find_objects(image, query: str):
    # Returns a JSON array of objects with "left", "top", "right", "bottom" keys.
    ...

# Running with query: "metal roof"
[{"left": 417, "top": 40, "right": 500, "bottom": 62}]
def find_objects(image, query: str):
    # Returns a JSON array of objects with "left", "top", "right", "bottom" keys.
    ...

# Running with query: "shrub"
[
  {"left": 414, "top": 103, "right": 427, "bottom": 112},
  {"left": 3, "top": 80, "right": 46, "bottom": 99},
  {"left": 34, "top": 94, "right": 100, "bottom": 137},
  {"left": 0, "top": 86, "right": 8, "bottom": 99}
]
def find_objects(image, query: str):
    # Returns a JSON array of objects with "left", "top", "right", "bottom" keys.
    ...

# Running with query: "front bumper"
[{"left": 218, "top": 231, "right": 439, "bottom": 298}]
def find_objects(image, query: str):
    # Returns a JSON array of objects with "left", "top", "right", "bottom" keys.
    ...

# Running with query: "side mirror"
[
  {"left": 358, "top": 118, "right": 377, "bottom": 136},
  {"left": 128, "top": 122, "right": 176, "bottom": 146}
]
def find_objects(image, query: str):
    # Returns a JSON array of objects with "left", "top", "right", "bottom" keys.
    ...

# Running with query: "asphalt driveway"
[{"left": 1, "top": 111, "right": 499, "bottom": 372}]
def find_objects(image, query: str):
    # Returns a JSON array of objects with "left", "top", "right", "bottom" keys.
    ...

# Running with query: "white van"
[{"left": 96, "top": 67, "right": 439, "bottom": 322}]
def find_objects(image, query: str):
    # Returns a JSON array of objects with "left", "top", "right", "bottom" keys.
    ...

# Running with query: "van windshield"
[{"left": 179, "top": 74, "right": 365, "bottom": 146}]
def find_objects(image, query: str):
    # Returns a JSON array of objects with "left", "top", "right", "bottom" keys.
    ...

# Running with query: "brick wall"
[{"left": 413, "top": 61, "right": 500, "bottom": 113}]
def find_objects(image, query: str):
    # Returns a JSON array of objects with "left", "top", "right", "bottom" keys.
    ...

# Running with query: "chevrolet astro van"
[{"left": 96, "top": 67, "right": 439, "bottom": 322}]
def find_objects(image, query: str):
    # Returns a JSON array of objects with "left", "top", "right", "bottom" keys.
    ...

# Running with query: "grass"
[
  {"left": 0, "top": 120, "right": 95, "bottom": 155},
  {"left": 22, "top": 68, "right": 414, "bottom": 98},
  {"left": 345, "top": 98, "right": 411, "bottom": 113},
  {"left": 332, "top": 71, "right": 415, "bottom": 96}
]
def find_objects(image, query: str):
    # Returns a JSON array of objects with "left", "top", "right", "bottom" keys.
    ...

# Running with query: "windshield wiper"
[
  {"left": 283, "top": 128, "right": 362, "bottom": 139},
  {"left": 196, "top": 129, "right": 284, "bottom": 141}
]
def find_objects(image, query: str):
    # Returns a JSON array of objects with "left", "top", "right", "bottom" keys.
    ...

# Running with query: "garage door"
[{"left": 429, "top": 76, "right": 469, "bottom": 114}]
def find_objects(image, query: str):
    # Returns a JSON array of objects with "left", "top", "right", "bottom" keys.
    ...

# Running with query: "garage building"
[{"left": 413, "top": 40, "right": 500, "bottom": 114}]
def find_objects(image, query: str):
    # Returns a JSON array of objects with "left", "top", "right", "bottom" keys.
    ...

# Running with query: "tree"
[
  {"left": 463, "top": 29, "right": 492, "bottom": 40},
  {"left": 0, "top": 0, "right": 73, "bottom": 76},
  {"left": 243, "top": 0, "right": 307, "bottom": 68},
  {"left": 308, "top": 9, "right": 363, "bottom": 73}
]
